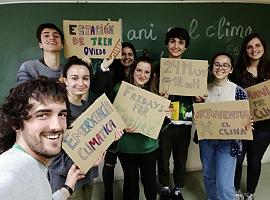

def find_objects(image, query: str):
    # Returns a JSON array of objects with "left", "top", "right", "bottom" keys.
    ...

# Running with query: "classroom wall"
[{"left": 0, "top": 2, "right": 269, "bottom": 180}]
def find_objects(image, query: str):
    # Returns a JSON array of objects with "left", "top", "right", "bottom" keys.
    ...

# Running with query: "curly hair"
[
  {"left": 0, "top": 76, "right": 70, "bottom": 154},
  {"left": 165, "top": 27, "right": 190, "bottom": 48}
]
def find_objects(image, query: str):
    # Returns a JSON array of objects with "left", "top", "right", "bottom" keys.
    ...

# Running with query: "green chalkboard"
[{"left": 1, "top": 3, "right": 270, "bottom": 102}]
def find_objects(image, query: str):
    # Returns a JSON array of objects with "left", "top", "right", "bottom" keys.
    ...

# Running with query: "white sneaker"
[
  {"left": 235, "top": 190, "right": 244, "bottom": 200},
  {"left": 244, "top": 193, "right": 254, "bottom": 200}
]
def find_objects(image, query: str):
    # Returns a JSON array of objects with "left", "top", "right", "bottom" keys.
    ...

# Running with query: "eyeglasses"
[{"left": 213, "top": 62, "right": 231, "bottom": 70}]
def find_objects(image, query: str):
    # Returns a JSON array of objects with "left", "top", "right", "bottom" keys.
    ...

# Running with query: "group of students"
[{"left": 0, "top": 22, "right": 269, "bottom": 200}]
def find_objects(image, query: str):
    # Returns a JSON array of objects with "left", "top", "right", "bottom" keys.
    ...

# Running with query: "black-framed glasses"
[{"left": 213, "top": 62, "right": 231, "bottom": 70}]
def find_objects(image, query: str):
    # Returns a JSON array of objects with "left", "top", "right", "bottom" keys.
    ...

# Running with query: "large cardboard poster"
[
  {"left": 113, "top": 81, "right": 171, "bottom": 139},
  {"left": 159, "top": 58, "right": 208, "bottom": 96},
  {"left": 193, "top": 100, "right": 253, "bottom": 140},
  {"left": 62, "top": 94, "right": 125, "bottom": 173},
  {"left": 245, "top": 80, "right": 270, "bottom": 122},
  {"left": 63, "top": 20, "right": 122, "bottom": 59}
]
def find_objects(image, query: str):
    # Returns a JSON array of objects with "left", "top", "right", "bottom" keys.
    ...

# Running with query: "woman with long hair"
[
  {"left": 95, "top": 42, "right": 137, "bottom": 200},
  {"left": 232, "top": 33, "right": 270, "bottom": 200},
  {"left": 117, "top": 51, "right": 159, "bottom": 200}
]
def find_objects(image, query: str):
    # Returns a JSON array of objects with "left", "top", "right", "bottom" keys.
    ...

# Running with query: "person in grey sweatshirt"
[{"left": 17, "top": 23, "right": 64, "bottom": 84}]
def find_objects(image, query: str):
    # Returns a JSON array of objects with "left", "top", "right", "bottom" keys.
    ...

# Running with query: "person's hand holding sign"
[
  {"left": 243, "top": 117, "right": 254, "bottom": 132},
  {"left": 100, "top": 58, "right": 114, "bottom": 72},
  {"left": 61, "top": 164, "right": 85, "bottom": 198},
  {"left": 194, "top": 94, "right": 208, "bottom": 103},
  {"left": 114, "top": 129, "right": 124, "bottom": 141},
  {"left": 124, "top": 127, "right": 136, "bottom": 133}
]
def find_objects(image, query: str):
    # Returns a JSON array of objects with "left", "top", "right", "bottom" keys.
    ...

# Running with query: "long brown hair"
[
  {"left": 235, "top": 33, "right": 270, "bottom": 81},
  {"left": 129, "top": 49, "right": 158, "bottom": 94}
]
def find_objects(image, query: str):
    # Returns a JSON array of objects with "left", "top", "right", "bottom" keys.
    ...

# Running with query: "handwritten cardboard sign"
[
  {"left": 193, "top": 100, "right": 253, "bottom": 140},
  {"left": 159, "top": 58, "right": 208, "bottom": 96},
  {"left": 63, "top": 20, "right": 122, "bottom": 59},
  {"left": 113, "top": 81, "right": 171, "bottom": 139},
  {"left": 62, "top": 94, "right": 125, "bottom": 173},
  {"left": 245, "top": 80, "right": 270, "bottom": 122}
]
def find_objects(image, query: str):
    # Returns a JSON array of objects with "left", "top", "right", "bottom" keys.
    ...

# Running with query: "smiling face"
[
  {"left": 133, "top": 61, "right": 151, "bottom": 87},
  {"left": 167, "top": 37, "right": 187, "bottom": 58},
  {"left": 39, "top": 28, "right": 63, "bottom": 52},
  {"left": 17, "top": 98, "right": 67, "bottom": 160},
  {"left": 246, "top": 37, "right": 264, "bottom": 62},
  {"left": 212, "top": 55, "right": 233, "bottom": 82},
  {"left": 64, "top": 64, "right": 90, "bottom": 98},
  {"left": 121, "top": 46, "right": 135, "bottom": 68}
]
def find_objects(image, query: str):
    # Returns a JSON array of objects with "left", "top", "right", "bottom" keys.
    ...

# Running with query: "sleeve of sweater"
[
  {"left": 16, "top": 61, "right": 34, "bottom": 85},
  {"left": 90, "top": 69, "right": 113, "bottom": 97},
  {"left": 52, "top": 190, "right": 65, "bottom": 200},
  {"left": 91, "top": 61, "right": 115, "bottom": 96}
]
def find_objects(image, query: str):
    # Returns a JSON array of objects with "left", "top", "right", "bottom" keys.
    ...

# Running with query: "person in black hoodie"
[
  {"left": 157, "top": 27, "right": 192, "bottom": 200},
  {"left": 91, "top": 42, "right": 137, "bottom": 200},
  {"left": 231, "top": 33, "right": 270, "bottom": 200}
]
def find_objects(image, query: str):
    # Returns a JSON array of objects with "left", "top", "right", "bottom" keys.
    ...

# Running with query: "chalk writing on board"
[
  {"left": 189, "top": 16, "right": 252, "bottom": 40},
  {"left": 127, "top": 23, "right": 158, "bottom": 40},
  {"left": 126, "top": 16, "right": 252, "bottom": 42},
  {"left": 125, "top": 16, "right": 252, "bottom": 57},
  {"left": 189, "top": 16, "right": 252, "bottom": 57}
]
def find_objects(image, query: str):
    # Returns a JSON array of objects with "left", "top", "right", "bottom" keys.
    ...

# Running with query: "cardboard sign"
[
  {"left": 193, "top": 100, "right": 253, "bottom": 140},
  {"left": 245, "top": 80, "right": 270, "bottom": 122},
  {"left": 62, "top": 94, "right": 125, "bottom": 173},
  {"left": 113, "top": 81, "right": 171, "bottom": 139},
  {"left": 159, "top": 58, "right": 208, "bottom": 96},
  {"left": 63, "top": 20, "right": 122, "bottom": 59}
]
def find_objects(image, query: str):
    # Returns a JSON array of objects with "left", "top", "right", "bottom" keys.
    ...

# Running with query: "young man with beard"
[{"left": 0, "top": 77, "right": 84, "bottom": 200}]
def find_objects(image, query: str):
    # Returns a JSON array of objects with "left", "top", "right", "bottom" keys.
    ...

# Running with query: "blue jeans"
[{"left": 199, "top": 140, "right": 236, "bottom": 200}]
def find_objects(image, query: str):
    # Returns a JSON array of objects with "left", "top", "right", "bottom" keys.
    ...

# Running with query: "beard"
[{"left": 22, "top": 131, "right": 63, "bottom": 160}]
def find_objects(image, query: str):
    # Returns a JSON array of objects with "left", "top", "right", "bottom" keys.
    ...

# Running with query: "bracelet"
[{"left": 62, "top": 184, "right": 73, "bottom": 195}]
